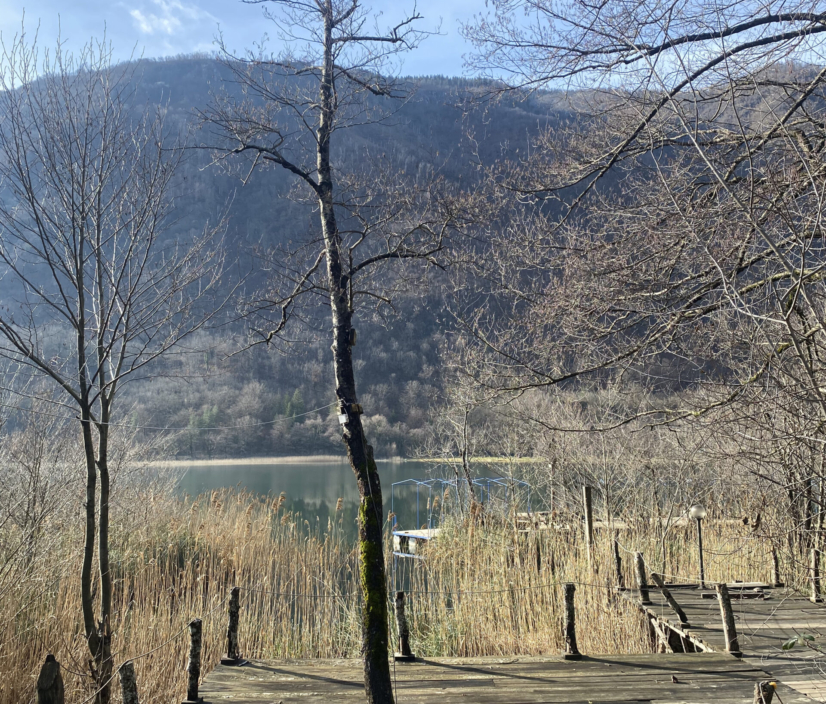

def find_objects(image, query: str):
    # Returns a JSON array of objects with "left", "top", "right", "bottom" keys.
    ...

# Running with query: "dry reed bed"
[{"left": 0, "top": 488, "right": 777, "bottom": 703}]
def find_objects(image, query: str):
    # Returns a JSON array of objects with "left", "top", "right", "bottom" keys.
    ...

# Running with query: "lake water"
[
  {"left": 174, "top": 457, "right": 533, "bottom": 535},
  {"left": 175, "top": 457, "right": 447, "bottom": 533}
]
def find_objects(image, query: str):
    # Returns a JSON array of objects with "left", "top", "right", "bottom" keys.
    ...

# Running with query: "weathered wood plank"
[{"left": 199, "top": 653, "right": 795, "bottom": 704}]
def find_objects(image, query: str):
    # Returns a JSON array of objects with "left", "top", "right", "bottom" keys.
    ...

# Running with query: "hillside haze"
[
  {"left": 110, "top": 56, "right": 565, "bottom": 458},
  {"left": 127, "top": 56, "right": 563, "bottom": 251}
]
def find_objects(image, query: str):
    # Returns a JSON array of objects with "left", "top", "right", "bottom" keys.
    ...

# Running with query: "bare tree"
[
  {"left": 201, "top": 2, "right": 472, "bottom": 700},
  {"left": 456, "top": 0, "right": 826, "bottom": 584},
  {"left": 0, "top": 36, "right": 224, "bottom": 702}
]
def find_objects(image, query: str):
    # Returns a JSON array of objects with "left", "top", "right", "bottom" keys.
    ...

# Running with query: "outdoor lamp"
[
  {"left": 689, "top": 504, "right": 707, "bottom": 521},
  {"left": 689, "top": 504, "right": 707, "bottom": 588}
]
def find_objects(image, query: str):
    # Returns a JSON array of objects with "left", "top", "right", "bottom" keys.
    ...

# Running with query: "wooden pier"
[
  {"left": 633, "top": 583, "right": 826, "bottom": 701},
  {"left": 199, "top": 652, "right": 808, "bottom": 703},
  {"left": 198, "top": 584, "right": 826, "bottom": 703}
]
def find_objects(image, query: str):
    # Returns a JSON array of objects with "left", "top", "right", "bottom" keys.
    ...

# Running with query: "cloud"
[{"left": 129, "top": 0, "right": 217, "bottom": 36}]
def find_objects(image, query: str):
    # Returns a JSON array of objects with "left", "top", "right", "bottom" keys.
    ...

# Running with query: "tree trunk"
[
  {"left": 316, "top": 3, "right": 393, "bottom": 701},
  {"left": 80, "top": 410, "right": 110, "bottom": 704},
  {"left": 326, "top": 240, "right": 393, "bottom": 703},
  {"left": 96, "top": 402, "right": 113, "bottom": 704}
]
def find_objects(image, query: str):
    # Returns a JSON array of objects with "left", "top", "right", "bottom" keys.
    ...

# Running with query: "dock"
[
  {"left": 198, "top": 585, "right": 826, "bottom": 703},
  {"left": 633, "top": 583, "right": 826, "bottom": 701},
  {"left": 199, "top": 652, "right": 809, "bottom": 703}
]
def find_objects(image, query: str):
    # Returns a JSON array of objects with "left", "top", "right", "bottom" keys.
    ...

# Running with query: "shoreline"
[
  {"left": 150, "top": 455, "right": 541, "bottom": 468},
  {"left": 150, "top": 455, "right": 350, "bottom": 468}
]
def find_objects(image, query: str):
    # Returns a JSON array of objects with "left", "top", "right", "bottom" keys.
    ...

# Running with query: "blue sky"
[{"left": 1, "top": 0, "right": 481, "bottom": 75}]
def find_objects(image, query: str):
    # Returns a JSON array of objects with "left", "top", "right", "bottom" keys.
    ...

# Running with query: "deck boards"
[
  {"left": 635, "top": 585, "right": 826, "bottom": 701},
  {"left": 199, "top": 587, "right": 826, "bottom": 703},
  {"left": 200, "top": 653, "right": 810, "bottom": 703}
]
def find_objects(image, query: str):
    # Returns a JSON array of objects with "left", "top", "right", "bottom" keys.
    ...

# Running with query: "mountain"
[
  {"left": 126, "top": 56, "right": 565, "bottom": 249},
  {"left": 114, "top": 56, "right": 566, "bottom": 458}
]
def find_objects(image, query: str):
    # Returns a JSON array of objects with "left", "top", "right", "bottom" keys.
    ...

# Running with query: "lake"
[
  {"left": 175, "top": 457, "right": 445, "bottom": 533},
  {"left": 172, "top": 456, "right": 532, "bottom": 535}
]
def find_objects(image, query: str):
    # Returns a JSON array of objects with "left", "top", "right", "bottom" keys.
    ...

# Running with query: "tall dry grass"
[{"left": 0, "top": 487, "right": 781, "bottom": 704}]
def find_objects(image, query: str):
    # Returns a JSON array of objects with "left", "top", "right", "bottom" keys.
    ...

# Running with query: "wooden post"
[
  {"left": 563, "top": 582, "right": 581, "bottom": 660},
  {"left": 753, "top": 680, "right": 775, "bottom": 703},
  {"left": 394, "top": 591, "right": 415, "bottom": 661},
  {"left": 715, "top": 583, "right": 741, "bottom": 656},
  {"left": 650, "top": 572, "right": 690, "bottom": 627},
  {"left": 183, "top": 619, "right": 203, "bottom": 703},
  {"left": 613, "top": 532, "right": 625, "bottom": 589},
  {"left": 634, "top": 552, "right": 652, "bottom": 605},
  {"left": 583, "top": 486, "right": 594, "bottom": 568},
  {"left": 771, "top": 547, "right": 782, "bottom": 587},
  {"left": 221, "top": 586, "right": 242, "bottom": 665},
  {"left": 508, "top": 581, "right": 520, "bottom": 635},
  {"left": 119, "top": 661, "right": 139, "bottom": 704},
  {"left": 36, "top": 654, "right": 64, "bottom": 704},
  {"left": 811, "top": 548, "right": 823, "bottom": 603}
]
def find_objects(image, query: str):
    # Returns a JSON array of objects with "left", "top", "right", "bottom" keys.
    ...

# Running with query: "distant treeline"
[{"left": 127, "top": 296, "right": 445, "bottom": 458}]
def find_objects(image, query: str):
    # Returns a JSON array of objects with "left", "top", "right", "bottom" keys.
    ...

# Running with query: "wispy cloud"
[{"left": 129, "top": 0, "right": 217, "bottom": 36}]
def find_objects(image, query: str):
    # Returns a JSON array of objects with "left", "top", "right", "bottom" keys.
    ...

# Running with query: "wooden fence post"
[
  {"left": 715, "top": 583, "right": 741, "bottom": 656},
  {"left": 36, "top": 654, "right": 64, "bottom": 704},
  {"left": 394, "top": 591, "right": 415, "bottom": 661},
  {"left": 634, "top": 552, "right": 652, "bottom": 605},
  {"left": 508, "top": 581, "right": 520, "bottom": 635},
  {"left": 119, "top": 661, "right": 139, "bottom": 704},
  {"left": 583, "top": 486, "right": 594, "bottom": 569},
  {"left": 563, "top": 582, "right": 581, "bottom": 660},
  {"left": 753, "top": 680, "right": 775, "bottom": 703},
  {"left": 221, "top": 586, "right": 242, "bottom": 665},
  {"left": 183, "top": 618, "right": 203, "bottom": 703},
  {"left": 650, "top": 572, "right": 689, "bottom": 628},
  {"left": 613, "top": 533, "right": 625, "bottom": 590},
  {"left": 771, "top": 547, "right": 782, "bottom": 588},
  {"left": 811, "top": 548, "right": 822, "bottom": 603}
]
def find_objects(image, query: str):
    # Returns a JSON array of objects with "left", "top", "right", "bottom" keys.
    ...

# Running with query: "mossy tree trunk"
[{"left": 317, "top": 7, "right": 393, "bottom": 700}]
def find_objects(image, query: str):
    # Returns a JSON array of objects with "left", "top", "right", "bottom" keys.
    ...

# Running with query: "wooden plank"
[
  {"left": 782, "top": 678, "right": 826, "bottom": 697},
  {"left": 199, "top": 653, "right": 789, "bottom": 704}
]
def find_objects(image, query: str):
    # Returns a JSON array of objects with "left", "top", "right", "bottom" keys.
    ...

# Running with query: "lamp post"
[{"left": 689, "top": 504, "right": 707, "bottom": 588}]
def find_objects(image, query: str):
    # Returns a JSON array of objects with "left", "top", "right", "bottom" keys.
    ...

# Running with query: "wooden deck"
[
  {"left": 199, "top": 652, "right": 811, "bottom": 703},
  {"left": 635, "top": 583, "right": 826, "bottom": 701},
  {"left": 515, "top": 513, "right": 749, "bottom": 532},
  {"left": 199, "top": 586, "right": 826, "bottom": 703}
]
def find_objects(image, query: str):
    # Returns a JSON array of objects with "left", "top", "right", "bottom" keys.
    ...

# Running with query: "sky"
[{"left": 0, "top": 0, "right": 483, "bottom": 76}]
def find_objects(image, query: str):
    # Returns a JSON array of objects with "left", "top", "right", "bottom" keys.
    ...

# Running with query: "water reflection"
[
  {"left": 174, "top": 458, "right": 436, "bottom": 535},
  {"left": 172, "top": 457, "right": 532, "bottom": 540}
]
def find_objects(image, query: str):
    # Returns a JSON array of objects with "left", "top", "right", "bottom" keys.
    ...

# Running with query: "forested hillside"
[
  {"left": 127, "top": 301, "right": 445, "bottom": 457},
  {"left": 111, "top": 56, "right": 562, "bottom": 458},
  {"left": 128, "top": 56, "right": 562, "bottom": 248}
]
